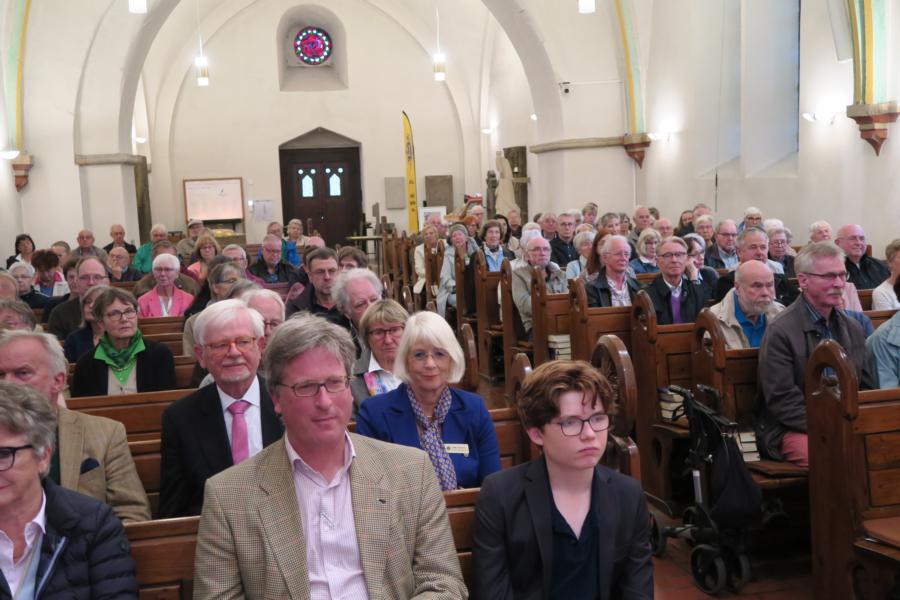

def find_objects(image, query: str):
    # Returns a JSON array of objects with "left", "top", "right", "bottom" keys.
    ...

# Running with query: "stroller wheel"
[
  {"left": 649, "top": 513, "right": 667, "bottom": 557},
  {"left": 681, "top": 506, "right": 700, "bottom": 547},
  {"left": 690, "top": 545, "right": 727, "bottom": 595},
  {"left": 727, "top": 553, "right": 752, "bottom": 591}
]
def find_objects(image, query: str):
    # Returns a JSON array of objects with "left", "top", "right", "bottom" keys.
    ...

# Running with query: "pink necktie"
[{"left": 227, "top": 400, "right": 251, "bottom": 464}]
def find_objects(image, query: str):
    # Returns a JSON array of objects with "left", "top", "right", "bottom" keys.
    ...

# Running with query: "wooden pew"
[
  {"left": 173, "top": 355, "right": 196, "bottom": 389},
  {"left": 125, "top": 516, "right": 199, "bottom": 599},
  {"left": 143, "top": 331, "right": 182, "bottom": 356},
  {"left": 473, "top": 250, "right": 504, "bottom": 381},
  {"left": 530, "top": 268, "right": 570, "bottom": 366},
  {"left": 400, "top": 284, "right": 415, "bottom": 315},
  {"left": 806, "top": 340, "right": 900, "bottom": 600},
  {"left": 458, "top": 323, "right": 479, "bottom": 393},
  {"left": 138, "top": 316, "right": 185, "bottom": 335},
  {"left": 630, "top": 290, "right": 693, "bottom": 512},
  {"left": 867, "top": 308, "right": 896, "bottom": 329},
  {"left": 423, "top": 243, "right": 444, "bottom": 307},
  {"left": 112, "top": 281, "right": 137, "bottom": 294},
  {"left": 568, "top": 277, "right": 632, "bottom": 362},
  {"left": 67, "top": 388, "right": 194, "bottom": 442},
  {"left": 591, "top": 334, "right": 641, "bottom": 481},
  {"left": 453, "top": 249, "right": 477, "bottom": 333},
  {"left": 380, "top": 273, "right": 393, "bottom": 301},
  {"left": 130, "top": 438, "right": 162, "bottom": 517},
  {"left": 500, "top": 259, "right": 532, "bottom": 399},
  {"left": 691, "top": 309, "right": 808, "bottom": 486},
  {"left": 859, "top": 287, "right": 873, "bottom": 311}
]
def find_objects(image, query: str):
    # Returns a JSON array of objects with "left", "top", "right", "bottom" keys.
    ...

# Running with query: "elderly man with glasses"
[
  {"left": 47, "top": 257, "right": 109, "bottom": 341},
  {"left": 756, "top": 242, "right": 875, "bottom": 468},
  {"left": 159, "top": 299, "right": 284, "bottom": 518}
]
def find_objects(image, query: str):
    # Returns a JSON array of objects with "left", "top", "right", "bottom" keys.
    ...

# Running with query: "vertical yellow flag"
[{"left": 402, "top": 111, "right": 419, "bottom": 233}]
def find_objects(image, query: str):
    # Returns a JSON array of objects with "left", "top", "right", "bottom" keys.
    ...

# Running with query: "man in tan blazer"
[
  {"left": 194, "top": 314, "right": 466, "bottom": 599},
  {"left": 0, "top": 329, "right": 150, "bottom": 522}
]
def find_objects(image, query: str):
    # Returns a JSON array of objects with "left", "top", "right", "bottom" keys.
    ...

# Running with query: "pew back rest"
[
  {"left": 138, "top": 316, "right": 185, "bottom": 335},
  {"left": 530, "top": 268, "right": 570, "bottom": 365},
  {"left": 568, "top": 278, "right": 632, "bottom": 362},
  {"left": 67, "top": 388, "right": 194, "bottom": 441}
]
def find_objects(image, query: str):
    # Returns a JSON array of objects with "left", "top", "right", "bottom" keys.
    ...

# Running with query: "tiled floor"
[{"left": 480, "top": 381, "right": 814, "bottom": 599}]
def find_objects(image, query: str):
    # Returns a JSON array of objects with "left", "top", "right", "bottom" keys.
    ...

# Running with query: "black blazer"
[
  {"left": 158, "top": 378, "right": 284, "bottom": 518},
  {"left": 70, "top": 339, "right": 176, "bottom": 397},
  {"left": 585, "top": 268, "right": 643, "bottom": 308},
  {"left": 472, "top": 457, "right": 653, "bottom": 600},
  {"left": 644, "top": 274, "right": 715, "bottom": 325},
  {"left": 713, "top": 270, "right": 799, "bottom": 306}
]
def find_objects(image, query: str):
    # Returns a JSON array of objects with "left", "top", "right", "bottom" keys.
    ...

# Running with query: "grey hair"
[
  {"left": 600, "top": 212, "right": 619, "bottom": 227},
  {"left": 573, "top": 231, "right": 596, "bottom": 249},
  {"left": 332, "top": 268, "right": 383, "bottom": 313},
  {"left": 193, "top": 298, "right": 264, "bottom": 345},
  {"left": 0, "top": 300, "right": 37, "bottom": 329},
  {"left": 393, "top": 311, "right": 465, "bottom": 384},
  {"left": 763, "top": 218, "right": 784, "bottom": 233},
  {"left": 242, "top": 288, "right": 285, "bottom": 320},
  {"left": 636, "top": 228, "right": 662, "bottom": 256},
  {"left": 9, "top": 261, "right": 34, "bottom": 277},
  {"left": 886, "top": 239, "right": 900, "bottom": 264},
  {"left": 152, "top": 253, "right": 180, "bottom": 271},
  {"left": 601, "top": 234, "right": 631, "bottom": 256},
  {"left": 0, "top": 381, "right": 57, "bottom": 475},
  {"left": 715, "top": 219, "right": 737, "bottom": 234},
  {"left": 561, "top": 209, "right": 581, "bottom": 221},
  {"left": 659, "top": 236, "right": 689, "bottom": 251},
  {"left": 263, "top": 313, "right": 356, "bottom": 393},
  {"left": 91, "top": 287, "right": 138, "bottom": 322},
  {"left": 222, "top": 244, "right": 247, "bottom": 260},
  {"left": 737, "top": 226, "right": 768, "bottom": 248},
  {"left": 694, "top": 214, "right": 714, "bottom": 227},
  {"left": 150, "top": 223, "right": 167, "bottom": 235},
  {"left": 743, "top": 206, "right": 762, "bottom": 218},
  {"left": 0, "top": 330, "right": 67, "bottom": 377},
  {"left": 683, "top": 233, "right": 707, "bottom": 253},
  {"left": 809, "top": 220, "right": 832, "bottom": 234},
  {"left": 766, "top": 227, "right": 787, "bottom": 239},
  {"left": 794, "top": 241, "right": 846, "bottom": 274}
]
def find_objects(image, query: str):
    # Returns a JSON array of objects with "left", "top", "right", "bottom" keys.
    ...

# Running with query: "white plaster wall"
[
  {"left": 641, "top": 0, "right": 900, "bottom": 255},
  {"left": 158, "top": 0, "right": 464, "bottom": 243}
]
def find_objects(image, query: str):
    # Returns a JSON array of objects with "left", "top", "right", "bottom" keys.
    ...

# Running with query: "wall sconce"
[
  {"left": 578, "top": 0, "right": 596, "bottom": 14},
  {"left": 195, "top": 55, "right": 209, "bottom": 87},
  {"left": 530, "top": 113, "right": 538, "bottom": 121},
  {"left": 128, "top": 0, "right": 148, "bottom": 14},
  {"left": 802, "top": 112, "right": 837, "bottom": 125},
  {"left": 0, "top": 149, "right": 20, "bottom": 160},
  {"left": 647, "top": 131, "right": 672, "bottom": 141}
]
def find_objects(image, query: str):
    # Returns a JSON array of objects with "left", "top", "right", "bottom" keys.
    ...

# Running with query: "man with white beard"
[{"left": 707, "top": 260, "right": 784, "bottom": 349}]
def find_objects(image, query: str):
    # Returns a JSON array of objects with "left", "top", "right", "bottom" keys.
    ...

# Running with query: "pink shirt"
[
  {"left": 0, "top": 492, "right": 46, "bottom": 596},
  {"left": 285, "top": 434, "right": 369, "bottom": 600},
  {"left": 137, "top": 286, "right": 194, "bottom": 317}
]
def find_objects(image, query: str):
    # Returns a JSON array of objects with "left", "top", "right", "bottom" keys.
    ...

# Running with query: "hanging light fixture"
[
  {"left": 194, "top": 0, "right": 209, "bottom": 86},
  {"left": 433, "top": 8, "right": 446, "bottom": 82},
  {"left": 578, "top": 0, "right": 596, "bottom": 14},
  {"left": 128, "top": 0, "right": 148, "bottom": 14}
]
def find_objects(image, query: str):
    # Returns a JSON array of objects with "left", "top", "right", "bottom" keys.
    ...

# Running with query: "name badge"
[{"left": 444, "top": 443, "right": 470, "bottom": 457}]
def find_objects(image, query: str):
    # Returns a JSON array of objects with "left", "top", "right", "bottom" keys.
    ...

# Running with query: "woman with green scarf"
[{"left": 71, "top": 287, "right": 176, "bottom": 396}]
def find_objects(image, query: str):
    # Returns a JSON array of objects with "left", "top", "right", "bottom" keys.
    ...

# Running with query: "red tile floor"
[{"left": 481, "top": 382, "right": 814, "bottom": 599}]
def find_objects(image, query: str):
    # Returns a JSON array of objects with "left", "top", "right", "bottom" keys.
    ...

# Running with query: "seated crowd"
[{"left": 1, "top": 201, "right": 899, "bottom": 598}]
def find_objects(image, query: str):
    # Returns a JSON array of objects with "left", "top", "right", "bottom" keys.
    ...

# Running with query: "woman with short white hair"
[
  {"left": 356, "top": 311, "right": 500, "bottom": 489},
  {"left": 138, "top": 253, "right": 194, "bottom": 317},
  {"left": 629, "top": 228, "right": 661, "bottom": 274},
  {"left": 566, "top": 230, "right": 596, "bottom": 280}
]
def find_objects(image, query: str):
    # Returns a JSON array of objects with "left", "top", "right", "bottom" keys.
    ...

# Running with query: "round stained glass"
[{"left": 294, "top": 27, "right": 332, "bottom": 65}]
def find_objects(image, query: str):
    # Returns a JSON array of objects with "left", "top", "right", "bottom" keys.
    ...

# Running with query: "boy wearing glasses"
[
  {"left": 473, "top": 360, "right": 653, "bottom": 599},
  {"left": 756, "top": 241, "right": 875, "bottom": 467}
]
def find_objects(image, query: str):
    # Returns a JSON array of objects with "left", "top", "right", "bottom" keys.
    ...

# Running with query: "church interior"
[{"left": 2, "top": 0, "right": 900, "bottom": 598}]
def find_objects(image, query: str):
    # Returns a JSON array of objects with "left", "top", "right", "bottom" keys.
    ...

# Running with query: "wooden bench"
[
  {"left": 142, "top": 331, "right": 182, "bottom": 356},
  {"left": 138, "top": 316, "right": 185, "bottom": 335},
  {"left": 458, "top": 323, "right": 479, "bottom": 393},
  {"left": 867, "top": 308, "right": 897, "bottom": 329},
  {"left": 691, "top": 309, "right": 808, "bottom": 488},
  {"left": 500, "top": 259, "right": 532, "bottom": 399},
  {"left": 631, "top": 289, "right": 693, "bottom": 512},
  {"left": 173, "top": 355, "right": 196, "bottom": 389},
  {"left": 473, "top": 250, "right": 504, "bottom": 381},
  {"left": 568, "top": 277, "right": 632, "bottom": 362},
  {"left": 453, "top": 249, "right": 477, "bottom": 334},
  {"left": 67, "top": 388, "right": 194, "bottom": 442},
  {"left": 592, "top": 334, "right": 641, "bottom": 481},
  {"left": 859, "top": 287, "right": 873, "bottom": 311},
  {"left": 806, "top": 339, "right": 900, "bottom": 599},
  {"left": 423, "top": 242, "right": 444, "bottom": 307},
  {"left": 112, "top": 281, "right": 137, "bottom": 294},
  {"left": 530, "top": 268, "right": 570, "bottom": 366}
]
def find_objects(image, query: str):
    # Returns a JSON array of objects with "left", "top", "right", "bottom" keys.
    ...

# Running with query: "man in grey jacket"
[
  {"left": 755, "top": 242, "right": 874, "bottom": 467},
  {"left": 511, "top": 236, "right": 567, "bottom": 334}
]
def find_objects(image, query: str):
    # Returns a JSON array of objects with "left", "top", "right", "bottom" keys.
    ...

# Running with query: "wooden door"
[{"left": 279, "top": 147, "right": 362, "bottom": 246}]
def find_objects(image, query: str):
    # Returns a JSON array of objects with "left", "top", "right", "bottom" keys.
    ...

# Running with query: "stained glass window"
[{"left": 294, "top": 27, "right": 332, "bottom": 66}]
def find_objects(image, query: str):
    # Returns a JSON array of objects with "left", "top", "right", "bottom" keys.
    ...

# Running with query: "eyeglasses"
[
  {"left": 311, "top": 268, "right": 338, "bottom": 277},
  {"left": 410, "top": 349, "right": 450, "bottom": 363},
  {"left": 104, "top": 308, "right": 137, "bottom": 321},
  {"left": 78, "top": 273, "right": 109, "bottom": 283},
  {"left": 204, "top": 337, "right": 257, "bottom": 356},
  {"left": 554, "top": 413, "right": 611, "bottom": 437},
  {"left": 718, "top": 232, "right": 738, "bottom": 238},
  {"left": 369, "top": 325, "right": 404, "bottom": 339},
  {"left": 263, "top": 319, "right": 283, "bottom": 331},
  {"left": 769, "top": 239, "right": 788, "bottom": 246},
  {"left": 153, "top": 267, "right": 176, "bottom": 273},
  {"left": 803, "top": 271, "right": 849, "bottom": 282},
  {"left": 276, "top": 377, "right": 351, "bottom": 397},
  {"left": 659, "top": 252, "right": 687, "bottom": 260},
  {"left": 603, "top": 251, "right": 631, "bottom": 259},
  {"left": 0, "top": 445, "right": 34, "bottom": 472}
]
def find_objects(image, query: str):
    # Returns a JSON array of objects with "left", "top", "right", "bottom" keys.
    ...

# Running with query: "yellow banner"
[{"left": 402, "top": 111, "right": 419, "bottom": 233}]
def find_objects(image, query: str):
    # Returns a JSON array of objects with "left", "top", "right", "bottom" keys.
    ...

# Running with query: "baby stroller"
[{"left": 649, "top": 385, "right": 762, "bottom": 594}]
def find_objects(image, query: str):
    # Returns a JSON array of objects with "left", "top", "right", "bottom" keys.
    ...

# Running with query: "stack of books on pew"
[
  {"left": 548, "top": 334, "right": 571, "bottom": 360},
  {"left": 737, "top": 430, "right": 760, "bottom": 462},
  {"left": 658, "top": 388, "right": 685, "bottom": 423}
]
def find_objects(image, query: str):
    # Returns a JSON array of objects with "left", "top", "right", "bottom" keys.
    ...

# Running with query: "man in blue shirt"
[{"left": 708, "top": 260, "right": 784, "bottom": 349}]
